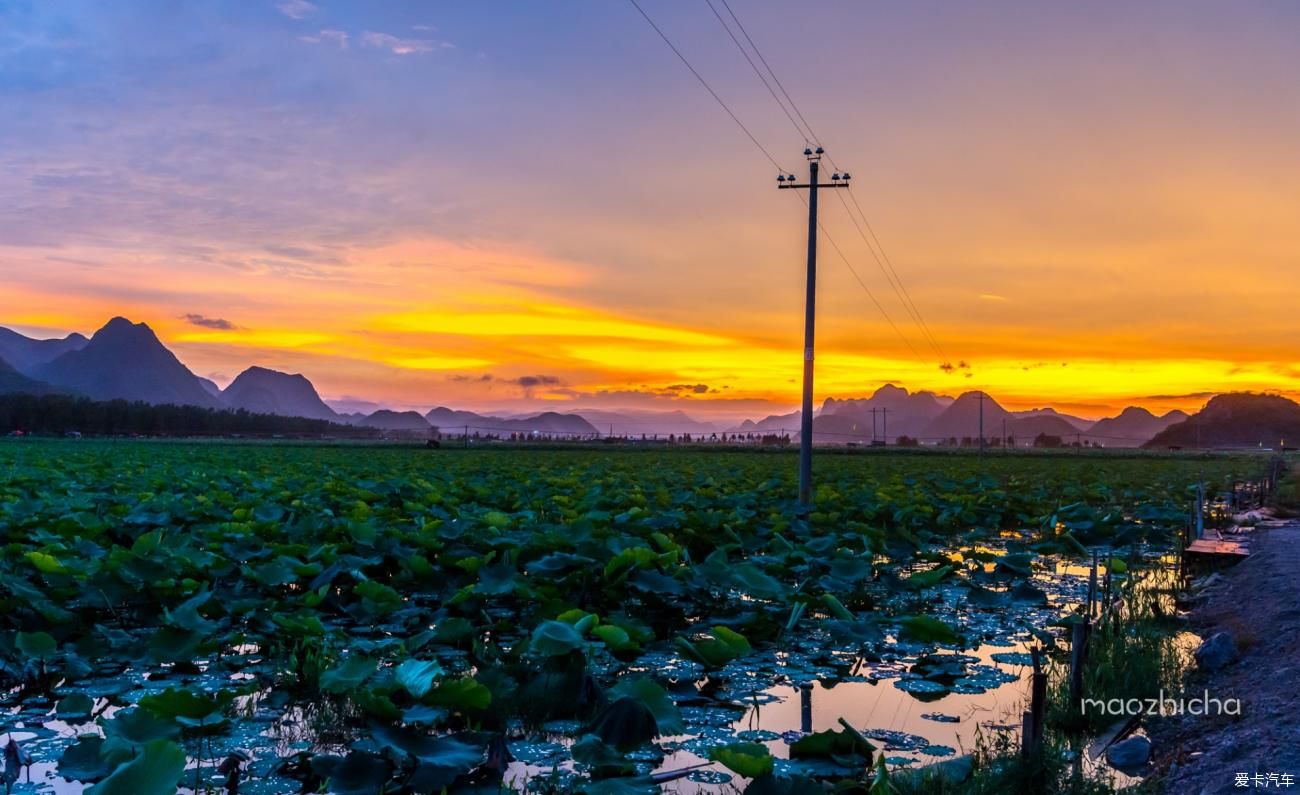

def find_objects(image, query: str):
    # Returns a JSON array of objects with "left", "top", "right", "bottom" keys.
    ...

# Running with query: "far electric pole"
[
  {"left": 779, "top": 147, "right": 850, "bottom": 507},
  {"left": 977, "top": 391, "right": 986, "bottom": 455},
  {"left": 870, "top": 408, "right": 879, "bottom": 443}
]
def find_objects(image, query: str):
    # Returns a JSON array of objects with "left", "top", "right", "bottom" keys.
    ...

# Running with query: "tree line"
[{"left": 0, "top": 393, "right": 379, "bottom": 438}]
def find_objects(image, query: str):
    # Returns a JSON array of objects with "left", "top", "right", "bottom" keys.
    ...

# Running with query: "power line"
[
  {"left": 717, "top": 0, "right": 821, "bottom": 145},
  {"left": 702, "top": 0, "right": 810, "bottom": 144},
  {"left": 711, "top": 0, "right": 952, "bottom": 365},
  {"left": 625, "top": 1, "right": 937, "bottom": 371},
  {"left": 829, "top": 188, "right": 947, "bottom": 361},
  {"left": 791, "top": 190, "right": 925, "bottom": 363},
  {"left": 626, "top": 0, "right": 786, "bottom": 172},
  {"left": 845, "top": 186, "right": 949, "bottom": 361}
]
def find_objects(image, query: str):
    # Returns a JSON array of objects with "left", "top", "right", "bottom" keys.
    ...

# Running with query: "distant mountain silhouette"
[
  {"left": 0, "top": 327, "right": 88, "bottom": 375},
  {"left": 1011, "top": 407, "right": 1093, "bottom": 431},
  {"left": 821, "top": 384, "right": 950, "bottom": 440},
  {"left": 1146, "top": 394, "right": 1300, "bottom": 449},
  {"left": 222, "top": 366, "right": 337, "bottom": 421},
  {"left": 0, "top": 316, "right": 1248, "bottom": 447},
  {"left": 33, "top": 317, "right": 221, "bottom": 408},
  {"left": 426, "top": 407, "right": 598, "bottom": 436},
  {"left": 570, "top": 409, "right": 717, "bottom": 437},
  {"left": 809, "top": 412, "right": 873, "bottom": 442},
  {"left": 362, "top": 409, "right": 432, "bottom": 431},
  {"left": 921, "top": 391, "right": 1015, "bottom": 441},
  {"left": 1009, "top": 413, "right": 1088, "bottom": 443},
  {"left": 734, "top": 410, "right": 801, "bottom": 435},
  {"left": 920, "top": 392, "right": 1119, "bottom": 444},
  {"left": 0, "top": 357, "right": 61, "bottom": 396},
  {"left": 1088, "top": 407, "right": 1188, "bottom": 447},
  {"left": 198, "top": 377, "right": 223, "bottom": 398}
]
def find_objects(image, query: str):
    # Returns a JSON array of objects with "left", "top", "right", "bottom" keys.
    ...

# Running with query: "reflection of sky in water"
[{"left": 4, "top": 547, "right": 1171, "bottom": 793}]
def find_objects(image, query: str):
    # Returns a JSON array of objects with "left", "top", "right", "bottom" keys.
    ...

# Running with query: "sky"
[{"left": 3, "top": 0, "right": 1299, "bottom": 421}]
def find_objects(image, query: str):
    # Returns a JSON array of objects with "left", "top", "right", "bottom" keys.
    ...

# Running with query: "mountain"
[
  {"left": 921, "top": 391, "right": 1015, "bottom": 441},
  {"left": 570, "top": 409, "right": 717, "bottom": 437},
  {"left": 733, "top": 410, "right": 801, "bottom": 434},
  {"left": 34, "top": 317, "right": 222, "bottom": 409},
  {"left": 222, "top": 366, "right": 337, "bottom": 421},
  {"left": 362, "top": 410, "right": 432, "bottom": 431},
  {"left": 1010, "top": 414, "right": 1088, "bottom": 444},
  {"left": 920, "top": 392, "right": 1109, "bottom": 445},
  {"left": 808, "top": 412, "right": 873, "bottom": 442},
  {"left": 821, "top": 384, "right": 950, "bottom": 441},
  {"left": 1145, "top": 394, "right": 1300, "bottom": 449},
  {"left": 426, "top": 407, "right": 599, "bottom": 436},
  {"left": 1011, "top": 407, "right": 1093, "bottom": 431},
  {"left": 0, "top": 357, "right": 60, "bottom": 396},
  {"left": 198, "top": 377, "right": 223, "bottom": 398},
  {"left": 0, "top": 327, "right": 89, "bottom": 375},
  {"left": 1088, "top": 407, "right": 1189, "bottom": 447}
]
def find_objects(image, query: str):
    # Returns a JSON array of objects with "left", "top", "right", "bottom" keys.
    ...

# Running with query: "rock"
[
  {"left": 1106, "top": 736, "right": 1152, "bottom": 771},
  {"left": 1194, "top": 632, "right": 1237, "bottom": 672}
]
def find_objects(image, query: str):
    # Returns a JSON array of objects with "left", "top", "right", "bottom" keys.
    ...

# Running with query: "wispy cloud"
[
  {"left": 277, "top": 0, "right": 317, "bottom": 20},
  {"left": 182, "top": 313, "right": 238, "bottom": 330},
  {"left": 360, "top": 31, "right": 434, "bottom": 55},
  {"left": 300, "top": 29, "right": 348, "bottom": 48}
]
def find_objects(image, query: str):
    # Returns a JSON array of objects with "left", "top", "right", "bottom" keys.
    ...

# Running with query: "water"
[{"left": 2, "top": 545, "right": 1162, "bottom": 793}]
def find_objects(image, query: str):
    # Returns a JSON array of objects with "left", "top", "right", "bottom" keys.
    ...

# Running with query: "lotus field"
[{"left": 0, "top": 440, "right": 1259, "bottom": 793}]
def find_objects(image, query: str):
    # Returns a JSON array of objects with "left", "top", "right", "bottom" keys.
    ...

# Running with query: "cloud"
[
  {"left": 664, "top": 383, "right": 711, "bottom": 394},
  {"left": 512, "top": 375, "right": 562, "bottom": 389},
  {"left": 300, "top": 29, "right": 348, "bottom": 48},
  {"left": 1136, "top": 391, "right": 1218, "bottom": 401},
  {"left": 182, "top": 313, "right": 237, "bottom": 330},
  {"left": 939, "top": 360, "right": 971, "bottom": 374},
  {"left": 978, "top": 293, "right": 1007, "bottom": 301},
  {"left": 507, "top": 374, "right": 564, "bottom": 398},
  {"left": 360, "top": 31, "right": 434, "bottom": 55},
  {"left": 448, "top": 373, "right": 494, "bottom": 383},
  {"left": 277, "top": 0, "right": 317, "bottom": 20}
]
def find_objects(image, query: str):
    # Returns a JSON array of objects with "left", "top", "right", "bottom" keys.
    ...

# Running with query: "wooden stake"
[
  {"left": 1087, "top": 550, "right": 1098, "bottom": 618},
  {"left": 1021, "top": 710, "right": 1035, "bottom": 758},
  {"left": 1069, "top": 620, "right": 1088, "bottom": 710},
  {"left": 1030, "top": 646, "right": 1047, "bottom": 747}
]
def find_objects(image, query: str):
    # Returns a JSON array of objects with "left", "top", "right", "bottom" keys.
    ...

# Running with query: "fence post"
[
  {"left": 1087, "top": 551, "right": 1098, "bottom": 618},
  {"left": 1102, "top": 564, "right": 1112, "bottom": 622},
  {"left": 1195, "top": 482, "right": 1205, "bottom": 540},
  {"left": 1031, "top": 646, "right": 1047, "bottom": 747},
  {"left": 1069, "top": 620, "right": 1088, "bottom": 711}
]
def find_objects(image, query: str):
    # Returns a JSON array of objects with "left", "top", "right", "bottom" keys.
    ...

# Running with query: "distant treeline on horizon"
[{"left": 0, "top": 393, "right": 384, "bottom": 439}]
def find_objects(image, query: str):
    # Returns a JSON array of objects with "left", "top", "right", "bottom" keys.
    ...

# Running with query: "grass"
[
  {"left": 890, "top": 726, "right": 1125, "bottom": 795},
  {"left": 1049, "top": 566, "right": 1190, "bottom": 737},
  {"left": 890, "top": 564, "right": 1190, "bottom": 794},
  {"left": 1269, "top": 468, "right": 1300, "bottom": 517}
]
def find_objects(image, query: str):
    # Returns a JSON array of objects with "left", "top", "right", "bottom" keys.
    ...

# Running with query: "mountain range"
[{"left": 0, "top": 316, "right": 1262, "bottom": 446}]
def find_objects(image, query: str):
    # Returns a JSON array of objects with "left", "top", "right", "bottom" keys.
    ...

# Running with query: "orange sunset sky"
[{"left": 3, "top": 1, "right": 1298, "bottom": 421}]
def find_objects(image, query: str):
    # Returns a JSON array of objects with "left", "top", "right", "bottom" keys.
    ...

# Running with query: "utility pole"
[
  {"left": 778, "top": 147, "right": 850, "bottom": 507},
  {"left": 882, "top": 407, "right": 888, "bottom": 445},
  {"left": 977, "top": 391, "right": 986, "bottom": 455},
  {"left": 870, "top": 408, "right": 879, "bottom": 444}
]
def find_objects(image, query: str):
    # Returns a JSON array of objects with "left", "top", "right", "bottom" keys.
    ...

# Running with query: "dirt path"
[{"left": 1151, "top": 520, "right": 1300, "bottom": 794}]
